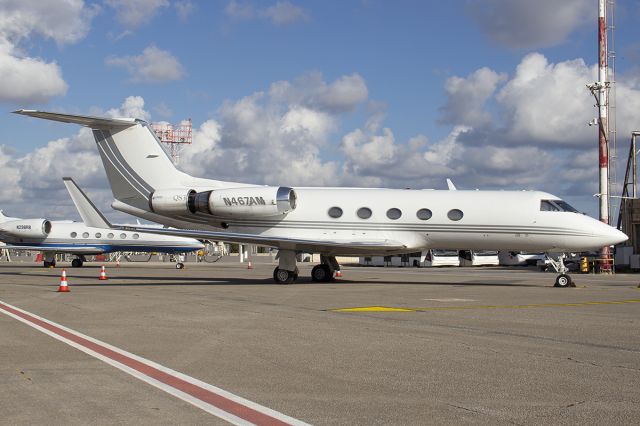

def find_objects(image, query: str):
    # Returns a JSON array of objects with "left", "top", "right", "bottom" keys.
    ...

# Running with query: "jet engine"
[
  {"left": 0, "top": 219, "right": 51, "bottom": 238},
  {"left": 189, "top": 186, "right": 296, "bottom": 218},
  {"left": 149, "top": 189, "right": 196, "bottom": 215}
]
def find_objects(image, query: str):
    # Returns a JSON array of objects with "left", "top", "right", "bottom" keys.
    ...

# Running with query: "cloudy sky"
[{"left": 1, "top": 0, "right": 639, "bottom": 222}]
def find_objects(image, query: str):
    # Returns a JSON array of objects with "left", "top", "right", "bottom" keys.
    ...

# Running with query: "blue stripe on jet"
[{"left": 10, "top": 243, "right": 198, "bottom": 253}]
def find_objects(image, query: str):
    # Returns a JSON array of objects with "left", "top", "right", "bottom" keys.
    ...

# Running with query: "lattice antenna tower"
[{"left": 151, "top": 119, "right": 193, "bottom": 165}]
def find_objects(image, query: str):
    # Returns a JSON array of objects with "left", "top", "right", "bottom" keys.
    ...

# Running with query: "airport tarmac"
[{"left": 1, "top": 259, "right": 639, "bottom": 425}]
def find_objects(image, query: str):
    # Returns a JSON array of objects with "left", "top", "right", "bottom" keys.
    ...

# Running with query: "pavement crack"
[
  {"left": 567, "top": 356, "right": 601, "bottom": 367},
  {"left": 565, "top": 400, "right": 586, "bottom": 408},
  {"left": 447, "top": 403, "right": 482, "bottom": 415},
  {"left": 446, "top": 403, "right": 524, "bottom": 426}
]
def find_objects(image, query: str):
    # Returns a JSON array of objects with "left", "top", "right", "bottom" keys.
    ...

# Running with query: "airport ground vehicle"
[{"left": 459, "top": 250, "right": 500, "bottom": 266}]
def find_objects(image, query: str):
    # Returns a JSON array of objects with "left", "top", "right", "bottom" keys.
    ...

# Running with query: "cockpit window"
[
  {"left": 554, "top": 200, "right": 578, "bottom": 213},
  {"left": 540, "top": 200, "right": 578, "bottom": 213},
  {"left": 540, "top": 200, "right": 560, "bottom": 211}
]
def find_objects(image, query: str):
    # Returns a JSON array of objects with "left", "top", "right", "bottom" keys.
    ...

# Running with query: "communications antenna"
[
  {"left": 151, "top": 119, "right": 193, "bottom": 165},
  {"left": 607, "top": 0, "right": 618, "bottom": 221},
  {"left": 587, "top": 0, "right": 616, "bottom": 271}
]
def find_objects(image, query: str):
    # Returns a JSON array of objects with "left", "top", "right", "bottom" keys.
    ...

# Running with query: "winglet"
[
  {"left": 62, "top": 178, "right": 112, "bottom": 228},
  {"left": 446, "top": 178, "right": 457, "bottom": 191}
]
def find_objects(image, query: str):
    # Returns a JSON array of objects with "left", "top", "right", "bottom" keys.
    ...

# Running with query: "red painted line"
[{"left": 0, "top": 301, "right": 291, "bottom": 426}]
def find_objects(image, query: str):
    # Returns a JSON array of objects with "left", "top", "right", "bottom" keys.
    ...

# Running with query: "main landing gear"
[
  {"left": 71, "top": 255, "right": 86, "bottom": 268},
  {"left": 42, "top": 252, "right": 56, "bottom": 268},
  {"left": 272, "top": 251, "right": 341, "bottom": 284},
  {"left": 545, "top": 253, "right": 575, "bottom": 288}
]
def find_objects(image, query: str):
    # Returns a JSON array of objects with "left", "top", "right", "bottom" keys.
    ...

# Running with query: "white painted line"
[{"left": 0, "top": 300, "right": 309, "bottom": 426}]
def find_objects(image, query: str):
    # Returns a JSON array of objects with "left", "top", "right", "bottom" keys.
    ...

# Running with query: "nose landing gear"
[
  {"left": 545, "top": 253, "right": 576, "bottom": 288},
  {"left": 554, "top": 273, "right": 573, "bottom": 288}
]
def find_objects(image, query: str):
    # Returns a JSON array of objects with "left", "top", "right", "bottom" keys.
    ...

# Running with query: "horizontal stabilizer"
[
  {"left": 13, "top": 110, "right": 137, "bottom": 129},
  {"left": 62, "top": 178, "right": 112, "bottom": 229}
]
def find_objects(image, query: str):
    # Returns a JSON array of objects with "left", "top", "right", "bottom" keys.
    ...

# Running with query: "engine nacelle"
[
  {"left": 149, "top": 189, "right": 196, "bottom": 215},
  {"left": 0, "top": 219, "right": 51, "bottom": 238},
  {"left": 189, "top": 186, "right": 296, "bottom": 218}
]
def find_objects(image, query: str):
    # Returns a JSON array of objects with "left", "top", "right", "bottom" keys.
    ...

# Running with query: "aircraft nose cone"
[
  {"left": 610, "top": 228, "right": 629, "bottom": 245},
  {"left": 594, "top": 222, "right": 628, "bottom": 246}
]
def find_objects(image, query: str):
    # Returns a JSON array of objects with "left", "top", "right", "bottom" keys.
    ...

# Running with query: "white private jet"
[
  {"left": 0, "top": 177, "right": 204, "bottom": 268},
  {"left": 14, "top": 110, "right": 628, "bottom": 286}
]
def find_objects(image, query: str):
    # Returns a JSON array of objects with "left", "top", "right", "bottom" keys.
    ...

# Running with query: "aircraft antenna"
[{"left": 151, "top": 119, "right": 193, "bottom": 165}]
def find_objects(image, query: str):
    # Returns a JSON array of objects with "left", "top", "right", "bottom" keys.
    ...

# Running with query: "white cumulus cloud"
[
  {"left": 466, "top": 0, "right": 591, "bottom": 49},
  {"left": 225, "top": 1, "right": 308, "bottom": 26},
  {"left": 264, "top": 1, "right": 308, "bottom": 26},
  {"left": 175, "top": 0, "right": 195, "bottom": 23},
  {"left": 0, "top": 0, "right": 98, "bottom": 104},
  {"left": 106, "top": 46, "right": 186, "bottom": 84},
  {"left": 439, "top": 67, "right": 507, "bottom": 126},
  {"left": 106, "top": 0, "right": 169, "bottom": 29},
  {"left": 0, "top": 44, "right": 68, "bottom": 103},
  {"left": 269, "top": 71, "right": 368, "bottom": 113}
]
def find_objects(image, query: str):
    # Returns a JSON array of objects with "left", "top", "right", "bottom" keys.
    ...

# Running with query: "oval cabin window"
[
  {"left": 328, "top": 207, "right": 343, "bottom": 218},
  {"left": 447, "top": 209, "right": 464, "bottom": 221},
  {"left": 416, "top": 208, "right": 432, "bottom": 220},
  {"left": 357, "top": 207, "right": 372, "bottom": 219},
  {"left": 386, "top": 208, "right": 402, "bottom": 220}
]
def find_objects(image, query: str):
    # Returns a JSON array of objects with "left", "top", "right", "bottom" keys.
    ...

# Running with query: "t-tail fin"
[
  {"left": 14, "top": 110, "right": 190, "bottom": 212},
  {"left": 62, "top": 177, "right": 112, "bottom": 228}
]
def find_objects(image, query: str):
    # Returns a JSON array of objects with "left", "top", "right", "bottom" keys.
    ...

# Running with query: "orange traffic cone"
[
  {"left": 99, "top": 265, "right": 108, "bottom": 281},
  {"left": 247, "top": 261, "right": 253, "bottom": 270},
  {"left": 58, "top": 269, "right": 70, "bottom": 292},
  {"left": 335, "top": 270, "right": 343, "bottom": 278}
]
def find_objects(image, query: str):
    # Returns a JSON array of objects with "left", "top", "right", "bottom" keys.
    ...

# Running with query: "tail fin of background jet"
[
  {"left": 62, "top": 177, "right": 112, "bottom": 229},
  {"left": 0, "top": 210, "right": 11, "bottom": 223}
]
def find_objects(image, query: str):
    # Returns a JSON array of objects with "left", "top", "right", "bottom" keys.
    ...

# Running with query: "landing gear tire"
[
  {"left": 176, "top": 262, "right": 185, "bottom": 269},
  {"left": 554, "top": 273, "right": 573, "bottom": 288},
  {"left": 71, "top": 258, "right": 83, "bottom": 268},
  {"left": 273, "top": 267, "right": 296, "bottom": 284},
  {"left": 311, "top": 264, "right": 332, "bottom": 282}
]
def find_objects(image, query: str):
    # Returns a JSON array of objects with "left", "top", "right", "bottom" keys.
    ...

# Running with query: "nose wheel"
[
  {"left": 545, "top": 253, "right": 576, "bottom": 288},
  {"left": 554, "top": 273, "right": 574, "bottom": 288}
]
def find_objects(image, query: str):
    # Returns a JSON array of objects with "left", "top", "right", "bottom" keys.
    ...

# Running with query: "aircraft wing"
[
  {"left": 2, "top": 244, "right": 107, "bottom": 254},
  {"left": 116, "top": 225, "right": 407, "bottom": 254}
]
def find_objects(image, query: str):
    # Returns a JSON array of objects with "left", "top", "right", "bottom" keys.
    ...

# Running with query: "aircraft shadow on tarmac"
[{"left": 0, "top": 270, "right": 540, "bottom": 287}]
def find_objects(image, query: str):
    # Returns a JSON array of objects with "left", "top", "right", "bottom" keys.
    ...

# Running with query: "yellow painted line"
[
  {"left": 331, "top": 299, "right": 640, "bottom": 313},
  {"left": 334, "top": 306, "right": 416, "bottom": 312}
]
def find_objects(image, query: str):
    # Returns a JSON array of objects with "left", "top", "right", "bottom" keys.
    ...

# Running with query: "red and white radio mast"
[
  {"left": 588, "top": 0, "right": 616, "bottom": 270},
  {"left": 151, "top": 119, "right": 193, "bottom": 165}
]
